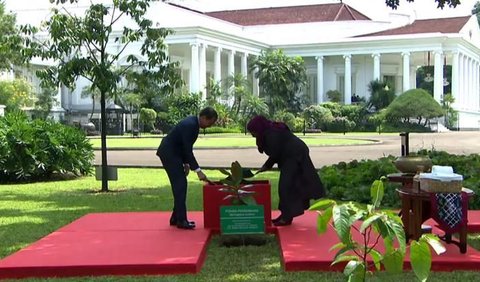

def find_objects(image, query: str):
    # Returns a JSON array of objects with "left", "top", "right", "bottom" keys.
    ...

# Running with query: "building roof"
[
  {"left": 359, "top": 16, "right": 471, "bottom": 37},
  {"left": 204, "top": 3, "right": 370, "bottom": 26}
]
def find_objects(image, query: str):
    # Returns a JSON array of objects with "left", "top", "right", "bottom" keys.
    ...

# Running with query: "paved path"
[{"left": 94, "top": 131, "right": 480, "bottom": 169}]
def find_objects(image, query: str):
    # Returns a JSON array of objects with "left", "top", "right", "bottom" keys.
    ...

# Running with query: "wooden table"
[{"left": 388, "top": 173, "right": 474, "bottom": 253}]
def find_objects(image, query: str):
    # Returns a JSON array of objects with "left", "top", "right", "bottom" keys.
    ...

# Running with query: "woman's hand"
[
  {"left": 256, "top": 166, "right": 269, "bottom": 174},
  {"left": 197, "top": 170, "right": 207, "bottom": 181}
]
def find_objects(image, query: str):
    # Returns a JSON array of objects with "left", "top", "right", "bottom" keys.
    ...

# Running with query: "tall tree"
[
  {"left": 385, "top": 0, "right": 460, "bottom": 9},
  {"left": 0, "top": 1, "right": 25, "bottom": 71},
  {"left": 22, "top": 0, "right": 181, "bottom": 192},
  {"left": 223, "top": 73, "right": 251, "bottom": 120},
  {"left": 250, "top": 49, "right": 307, "bottom": 116}
]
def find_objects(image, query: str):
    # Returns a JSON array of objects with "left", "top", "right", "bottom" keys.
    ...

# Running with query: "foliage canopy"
[
  {"left": 250, "top": 49, "right": 308, "bottom": 115},
  {"left": 21, "top": 0, "right": 181, "bottom": 191},
  {"left": 385, "top": 88, "right": 444, "bottom": 125},
  {"left": 0, "top": 2, "right": 25, "bottom": 70}
]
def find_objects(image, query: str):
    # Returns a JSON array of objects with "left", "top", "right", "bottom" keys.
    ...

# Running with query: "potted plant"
[{"left": 202, "top": 161, "right": 272, "bottom": 233}]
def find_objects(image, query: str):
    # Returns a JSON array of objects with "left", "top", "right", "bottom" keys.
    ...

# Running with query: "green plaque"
[{"left": 220, "top": 205, "right": 265, "bottom": 235}]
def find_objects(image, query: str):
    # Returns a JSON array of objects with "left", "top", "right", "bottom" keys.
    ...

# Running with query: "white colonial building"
[{"left": 6, "top": 0, "right": 480, "bottom": 129}]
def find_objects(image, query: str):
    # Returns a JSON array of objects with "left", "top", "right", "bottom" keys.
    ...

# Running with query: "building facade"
[{"left": 7, "top": 1, "right": 480, "bottom": 130}]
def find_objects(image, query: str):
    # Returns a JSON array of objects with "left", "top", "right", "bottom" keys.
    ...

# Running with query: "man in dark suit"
[{"left": 157, "top": 107, "right": 218, "bottom": 229}]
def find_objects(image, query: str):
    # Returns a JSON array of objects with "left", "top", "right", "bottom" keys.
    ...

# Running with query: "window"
[
  {"left": 337, "top": 74, "right": 356, "bottom": 103},
  {"left": 307, "top": 74, "right": 317, "bottom": 104},
  {"left": 383, "top": 75, "right": 395, "bottom": 89}
]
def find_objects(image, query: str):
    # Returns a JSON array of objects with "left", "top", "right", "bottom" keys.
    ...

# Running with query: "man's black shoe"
[
  {"left": 170, "top": 215, "right": 195, "bottom": 226},
  {"left": 176, "top": 220, "right": 196, "bottom": 229}
]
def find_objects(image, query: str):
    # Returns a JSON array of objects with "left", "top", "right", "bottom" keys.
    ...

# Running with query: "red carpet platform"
[
  {"left": 0, "top": 212, "right": 210, "bottom": 279},
  {"left": 277, "top": 210, "right": 480, "bottom": 272},
  {"left": 1, "top": 210, "right": 480, "bottom": 279}
]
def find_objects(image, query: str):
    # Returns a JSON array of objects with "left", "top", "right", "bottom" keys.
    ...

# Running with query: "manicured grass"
[
  {"left": 88, "top": 134, "right": 375, "bottom": 149},
  {"left": 1, "top": 169, "right": 479, "bottom": 281}
]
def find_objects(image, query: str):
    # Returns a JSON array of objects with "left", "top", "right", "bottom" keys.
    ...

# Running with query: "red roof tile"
[
  {"left": 359, "top": 16, "right": 471, "bottom": 37},
  {"left": 205, "top": 3, "right": 370, "bottom": 26}
]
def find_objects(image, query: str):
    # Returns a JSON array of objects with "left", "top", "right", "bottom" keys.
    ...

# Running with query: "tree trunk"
[{"left": 100, "top": 90, "right": 109, "bottom": 192}]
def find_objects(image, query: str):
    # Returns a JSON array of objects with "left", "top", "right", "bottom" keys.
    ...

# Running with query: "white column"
[
  {"left": 458, "top": 54, "right": 465, "bottom": 107},
  {"left": 54, "top": 86, "right": 62, "bottom": 109},
  {"left": 463, "top": 55, "right": 468, "bottom": 108},
  {"left": 402, "top": 52, "right": 410, "bottom": 92},
  {"left": 316, "top": 56, "right": 324, "bottom": 103},
  {"left": 451, "top": 51, "right": 459, "bottom": 107},
  {"left": 228, "top": 50, "right": 235, "bottom": 77},
  {"left": 465, "top": 57, "right": 473, "bottom": 109},
  {"left": 252, "top": 65, "right": 260, "bottom": 96},
  {"left": 372, "top": 53, "right": 381, "bottom": 81},
  {"left": 189, "top": 42, "right": 200, "bottom": 93},
  {"left": 214, "top": 47, "right": 222, "bottom": 83},
  {"left": 470, "top": 59, "right": 474, "bottom": 109},
  {"left": 473, "top": 61, "right": 478, "bottom": 110},
  {"left": 344, "top": 54, "right": 352, "bottom": 104},
  {"left": 199, "top": 43, "right": 207, "bottom": 100},
  {"left": 241, "top": 52, "right": 248, "bottom": 77},
  {"left": 472, "top": 59, "right": 476, "bottom": 109},
  {"left": 61, "top": 83, "right": 70, "bottom": 110},
  {"left": 0, "top": 105, "right": 5, "bottom": 116},
  {"left": 433, "top": 51, "right": 443, "bottom": 102},
  {"left": 468, "top": 58, "right": 476, "bottom": 110},
  {"left": 477, "top": 62, "right": 480, "bottom": 110}
]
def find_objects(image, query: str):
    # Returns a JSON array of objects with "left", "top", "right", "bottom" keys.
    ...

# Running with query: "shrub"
[
  {"left": 319, "top": 157, "right": 399, "bottom": 208},
  {"left": 292, "top": 117, "right": 305, "bottom": 133},
  {"left": 303, "top": 105, "right": 334, "bottom": 131},
  {"left": 326, "top": 116, "right": 356, "bottom": 133},
  {"left": 203, "top": 126, "right": 242, "bottom": 134},
  {"left": 139, "top": 108, "right": 157, "bottom": 132},
  {"left": 326, "top": 89, "right": 342, "bottom": 102},
  {"left": 155, "top": 111, "right": 171, "bottom": 133},
  {"left": 164, "top": 93, "right": 202, "bottom": 126},
  {"left": 320, "top": 102, "right": 342, "bottom": 117},
  {"left": 320, "top": 150, "right": 480, "bottom": 210},
  {"left": 385, "top": 88, "right": 444, "bottom": 126},
  {"left": 0, "top": 112, "right": 94, "bottom": 182},
  {"left": 272, "top": 110, "right": 296, "bottom": 131}
]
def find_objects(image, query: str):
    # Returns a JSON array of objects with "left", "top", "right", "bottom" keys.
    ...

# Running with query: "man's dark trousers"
[{"left": 159, "top": 150, "right": 188, "bottom": 222}]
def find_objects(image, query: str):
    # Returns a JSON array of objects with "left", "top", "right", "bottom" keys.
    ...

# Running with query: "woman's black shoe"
[
  {"left": 272, "top": 215, "right": 283, "bottom": 224},
  {"left": 176, "top": 220, "right": 196, "bottom": 229},
  {"left": 273, "top": 217, "right": 292, "bottom": 226},
  {"left": 169, "top": 215, "right": 176, "bottom": 226}
]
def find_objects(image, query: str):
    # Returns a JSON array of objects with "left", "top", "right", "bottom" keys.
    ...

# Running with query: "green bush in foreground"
[{"left": 0, "top": 112, "right": 94, "bottom": 182}]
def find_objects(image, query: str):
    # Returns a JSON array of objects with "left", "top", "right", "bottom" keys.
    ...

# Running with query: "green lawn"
[
  {"left": 88, "top": 134, "right": 376, "bottom": 149},
  {"left": 1, "top": 169, "right": 479, "bottom": 281}
]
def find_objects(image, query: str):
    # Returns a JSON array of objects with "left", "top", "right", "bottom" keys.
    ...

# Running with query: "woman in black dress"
[{"left": 247, "top": 115, "right": 325, "bottom": 226}]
